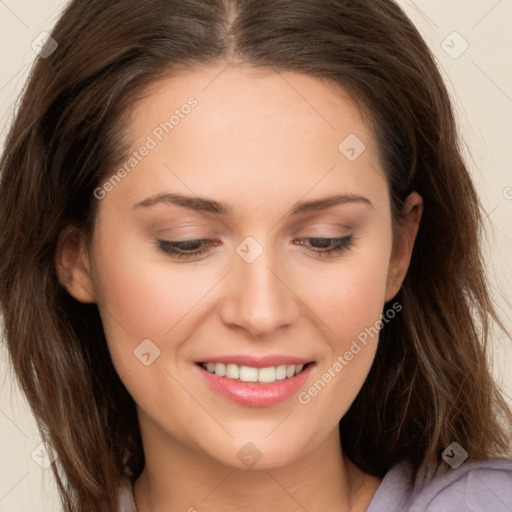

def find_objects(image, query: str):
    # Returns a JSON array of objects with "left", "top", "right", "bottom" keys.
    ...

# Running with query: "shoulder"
[
  {"left": 415, "top": 458, "right": 512, "bottom": 511},
  {"left": 366, "top": 457, "right": 512, "bottom": 512},
  {"left": 118, "top": 479, "right": 137, "bottom": 512}
]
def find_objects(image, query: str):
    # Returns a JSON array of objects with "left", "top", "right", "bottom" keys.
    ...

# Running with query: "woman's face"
[{"left": 58, "top": 65, "right": 420, "bottom": 469}]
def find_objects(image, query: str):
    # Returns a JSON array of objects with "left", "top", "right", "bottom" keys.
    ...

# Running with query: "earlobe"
[
  {"left": 55, "top": 225, "right": 96, "bottom": 303},
  {"left": 385, "top": 192, "right": 423, "bottom": 302}
]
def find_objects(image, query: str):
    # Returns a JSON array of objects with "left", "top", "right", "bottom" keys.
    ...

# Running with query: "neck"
[{"left": 133, "top": 414, "right": 381, "bottom": 512}]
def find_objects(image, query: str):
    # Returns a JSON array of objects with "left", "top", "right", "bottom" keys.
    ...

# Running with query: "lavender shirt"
[{"left": 118, "top": 458, "right": 512, "bottom": 511}]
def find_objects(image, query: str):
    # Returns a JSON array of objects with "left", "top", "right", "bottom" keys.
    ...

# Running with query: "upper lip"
[{"left": 196, "top": 354, "right": 314, "bottom": 368}]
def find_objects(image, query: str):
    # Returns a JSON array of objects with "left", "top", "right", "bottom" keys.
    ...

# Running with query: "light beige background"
[{"left": 1, "top": 1, "right": 511, "bottom": 510}]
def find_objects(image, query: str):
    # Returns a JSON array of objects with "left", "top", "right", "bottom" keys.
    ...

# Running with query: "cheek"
[
  {"left": 95, "top": 258, "right": 203, "bottom": 335},
  {"left": 300, "top": 237, "right": 392, "bottom": 343},
  {"left": 88, "top": 226, "right": 204, "bottom": 368},
  {"left": 294, "top": 235, "right": 391, "bottom": 414}
]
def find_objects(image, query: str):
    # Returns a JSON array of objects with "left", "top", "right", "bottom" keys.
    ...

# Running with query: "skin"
[{"left": 56, "top": 65, "right": 423, "bottom": 512}]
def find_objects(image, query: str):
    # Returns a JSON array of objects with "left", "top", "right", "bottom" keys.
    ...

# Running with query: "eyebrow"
[{"left": 132, "top": 192, "right": 373, "bottom": 215}]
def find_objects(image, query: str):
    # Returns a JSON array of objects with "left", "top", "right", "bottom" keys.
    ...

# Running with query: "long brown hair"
[{"left": 1, "top": 1, "right": 511, "bottom": 510}]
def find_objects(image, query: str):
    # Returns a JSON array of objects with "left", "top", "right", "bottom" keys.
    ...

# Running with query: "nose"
[{"left": 218, "top": 243, "right": 299, "bottom": 338}]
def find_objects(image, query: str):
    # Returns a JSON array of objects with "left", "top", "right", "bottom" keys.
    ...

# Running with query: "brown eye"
[
  {"left": 157, "top": 238, "right": 216, "bottom": 259},
  {"left": 294, "top": 236, "right": 354, "bottom": 256}
]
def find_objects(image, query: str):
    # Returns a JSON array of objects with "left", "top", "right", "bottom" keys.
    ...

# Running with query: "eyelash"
[{"left": 156, "top": 236, "right": 354, "bottom": 260}]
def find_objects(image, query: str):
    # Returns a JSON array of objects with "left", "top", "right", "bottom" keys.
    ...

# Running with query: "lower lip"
[{"left": 195, "top": 363, "right": 315, "bottom": 407}]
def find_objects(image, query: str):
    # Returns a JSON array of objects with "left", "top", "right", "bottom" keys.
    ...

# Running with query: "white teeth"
[
  {"left": 215, "top": 362, "right": 226, "bottom": 377},
  {"left": 275, "top": 365, "right": 287, "bottom": 380},
  {"left": 239, "top": 366, "right": 258, "bottom": 382},
  {"left": 258, "top": 367, "right": 276, "bottom": 383},
  {"left": 202, "top": 362, "right": 308, "bottom": 383},
  {"left": 225, "top": 364, "right": 239, "bottom": 379}
]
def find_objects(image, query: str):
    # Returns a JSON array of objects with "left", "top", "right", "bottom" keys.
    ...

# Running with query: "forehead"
[{"left": 109, "top": 65, "right": 388, "bottom": 216}]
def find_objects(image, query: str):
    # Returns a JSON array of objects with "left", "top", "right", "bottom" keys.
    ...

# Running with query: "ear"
[
  {"left": 385, "top": 191, "right": 423, "bottom": 302},
  {"left": 55, "top": 224, "right": 96, "bottom": 303}
]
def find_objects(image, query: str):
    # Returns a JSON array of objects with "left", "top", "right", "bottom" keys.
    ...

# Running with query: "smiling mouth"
[{"left": 197, "top": 362, "right": 313, "bottom": 384}]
